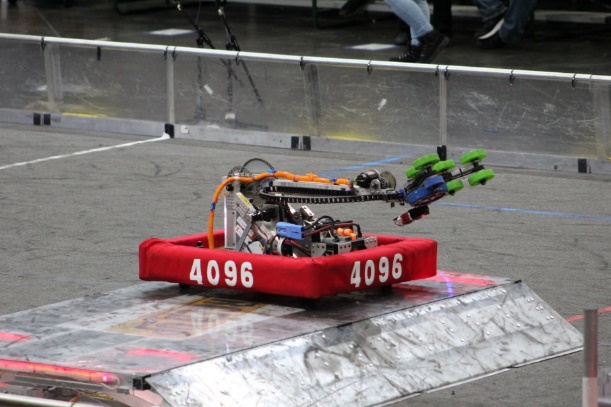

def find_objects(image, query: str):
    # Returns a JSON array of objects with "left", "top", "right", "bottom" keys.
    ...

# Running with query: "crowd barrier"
[{"left": 0, "top": 33, "right": 610, "bottom": 173}]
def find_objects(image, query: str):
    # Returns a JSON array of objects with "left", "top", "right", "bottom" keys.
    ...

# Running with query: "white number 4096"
[
  {"left": 189, "top": 259, "right": 254, "bottom": 288},
  {"left": 350, "top": 253, "right": 403, "bottom": 288}
]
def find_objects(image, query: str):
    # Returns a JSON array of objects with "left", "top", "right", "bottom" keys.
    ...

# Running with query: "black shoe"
[
  {"left": 394, "top": 29, "right": 410, "bottom": 46},
  {"left": 474, "top": 13, "right": 505, "bottom": 38},
  {"left": 416, "top": 30, "right": 450, "bottom": 63},
  {"left": 477, "top": 31, "right": 506, "bottom": 49},
  {"left": 338, "top": 0, "right": 371, "bottom": 17},
  {"left": 389, "top": 45, "right": 422, "bottom": 63}
]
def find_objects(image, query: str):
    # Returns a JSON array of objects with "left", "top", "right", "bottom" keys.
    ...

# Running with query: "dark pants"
[{"left": 432, "top": 0, "right": 453, "bottom": 36}]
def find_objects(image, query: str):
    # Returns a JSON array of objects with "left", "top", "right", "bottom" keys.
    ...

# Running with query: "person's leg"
[
  {"left": 498, "top": 0, "right": 537, "bottom": 45},
  {"left": 409, "top": 0, "right": 431, "bottom": 47},
  {"left": 413, "top": 0, "right": 430, "bottom": 22},
  {"left": 432, "top": 0, "right": 452, "bottom": 37},
  {"left": 471, "top": 0, "right": 507, "bottom": 39},
  {"left": 471, "top": 0, "right": 506, "bottom": 22},
  {"left": 386, "top": 0, "right": 449, "bottom": 63},
  {"left": 385, "top": 0, "right": 433, "bottom": 44}
]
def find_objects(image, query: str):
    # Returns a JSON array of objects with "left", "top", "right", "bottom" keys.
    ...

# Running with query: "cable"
[
  {"left": 285, "top": 239, "right": 311, "bottom": 257},
  {"left": 311, "top": 216, "right": 338, "bottom": 240},
  {"left": 242, "top": 157, "right": 275, "bottom": 171},
  {"left": 208, "top": 171, "right": 351, "bottom": 248}
]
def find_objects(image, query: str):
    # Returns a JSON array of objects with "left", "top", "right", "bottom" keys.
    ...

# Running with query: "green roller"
[
  {"left": 413, "top": 153, "right": 440, "bottom": 171},
  {"left": 432, "top": 159, "right": 455, "bottom": 173},
  {"left": 405, "top": 166, "right": 419, "bottom": 180},
  {"left": 468, "top": 169, "right": 495, "bottom": 186},
  {"left": 446, "top": 179, "right": 464, "bottom": 193},
  {"left": 460, "top": 149, "right": 487, "bottom": 165}
]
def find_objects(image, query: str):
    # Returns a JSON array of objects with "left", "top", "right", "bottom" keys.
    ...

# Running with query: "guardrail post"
[
  {"left": 438, "top": 67, "right": 448, "bottom": 153},
  {"left": 166, "top": 48, "right": 176, "bottom": 125},
  {"left": 583, "top": 308, "right": 598, "bottom": 407},
  {"left": 43, "top": 43, "right": 63, "bottom": 111}
]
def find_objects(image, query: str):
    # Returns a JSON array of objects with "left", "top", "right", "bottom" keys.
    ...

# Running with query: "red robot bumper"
[{"left": 139, "top": 231, "right": 437, "bottom": 299}]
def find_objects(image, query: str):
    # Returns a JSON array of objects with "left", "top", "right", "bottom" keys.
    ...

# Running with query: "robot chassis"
[{"left": 210, "top": 150, "right": 494, "bottom": 257}]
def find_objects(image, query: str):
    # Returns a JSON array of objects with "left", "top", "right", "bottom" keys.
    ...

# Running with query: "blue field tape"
[{"left": 435, "top": 202, "right": 611, "bottom": 222}]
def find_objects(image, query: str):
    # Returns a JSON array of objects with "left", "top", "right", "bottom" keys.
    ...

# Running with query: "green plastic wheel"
[
  {"left": 460, "top": 149, "right": 487, "bottom": 165},
  {"left": 413, "top": 153, "right": 440, "bottom": 171},
  {"left": 432, "top": 159, "right": 455, "bottom": 173},
  {"left": 446, "top": 179, "right": 464, "bottom": 193},
  {"left": 405, "top": 166, "right": 419, "bottom": 180},
  {"left": 468, "top": 169, "right": 495, "bottom": 186}
]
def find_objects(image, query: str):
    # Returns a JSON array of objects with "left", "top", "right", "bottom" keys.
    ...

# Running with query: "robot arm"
[{"left": 210, "top": 150, "right": 494, "bottom": 256}]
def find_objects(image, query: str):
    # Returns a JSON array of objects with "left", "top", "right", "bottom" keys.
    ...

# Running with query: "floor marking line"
[
  {"left": 323, "top": 161, "right": 611, "bottom": 222},
  {"left": 436, "top": 202, "right": 611, "bottom": 222},
  {"left": 566, "top": 306, "right": 611, "bottom": 322},
  {"left": 0, "top": 134, "right": 170, "bottom": 171}
]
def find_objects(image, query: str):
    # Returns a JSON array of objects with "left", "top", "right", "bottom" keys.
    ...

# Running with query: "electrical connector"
[{"left": 276, "top": 222, "right": 304, "bottom": 240}]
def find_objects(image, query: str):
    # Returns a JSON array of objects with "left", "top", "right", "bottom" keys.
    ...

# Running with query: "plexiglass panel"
[
  {"left": 173, "top": 55, "right": 304, "bottom": 133},
  {"left": 311, "top": 65, "right": 440, "bottom": 145},
  {"left": 55, "top": 46, "right": 167, "bottom": 121},
  {"left": 0, "top": 41, "right": 46, "bottom": 111},
  {"left": 0, "top": 34, "right": 610, "bottom": 163},
  {"left": 446, "top": 73, "right": 603, "bottom": 157}
]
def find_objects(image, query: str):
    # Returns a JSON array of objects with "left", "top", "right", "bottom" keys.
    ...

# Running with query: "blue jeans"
[
  {"left": 472, "top": 0, "right": 538, "bottom": 45},
  {"left": 385, "top": 0, "right": 432, "bottom": 45}
]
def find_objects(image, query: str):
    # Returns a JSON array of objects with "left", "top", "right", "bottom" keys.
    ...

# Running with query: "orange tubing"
[{"left": 207, "top": 171, "right": 352, "bottom": 249}]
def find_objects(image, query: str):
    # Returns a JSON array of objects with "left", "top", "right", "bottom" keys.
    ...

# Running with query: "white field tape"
[{"left": 0, "top": 133, "right": 170, "bottom": 171}]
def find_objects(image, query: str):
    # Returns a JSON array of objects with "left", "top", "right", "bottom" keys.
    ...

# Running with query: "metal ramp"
[{"left": 0, "top": 272, "right": 582, "bottom": 406}]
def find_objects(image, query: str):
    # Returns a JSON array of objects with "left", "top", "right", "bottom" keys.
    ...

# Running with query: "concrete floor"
[{"left": 0, "top": 124, "right": 609, "bottom": 406}]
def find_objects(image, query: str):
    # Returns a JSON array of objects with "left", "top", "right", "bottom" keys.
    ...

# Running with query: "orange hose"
[{"left": 207, "top": 171, "right": 352, "bottom": 249}]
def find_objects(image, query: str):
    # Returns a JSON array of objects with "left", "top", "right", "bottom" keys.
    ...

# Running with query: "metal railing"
[{"left": 1, "top": 33, "right": 610, "bottom": 173}]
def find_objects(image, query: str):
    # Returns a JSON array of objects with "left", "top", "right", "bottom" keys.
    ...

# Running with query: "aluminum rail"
[{"left": 2, "top": 33, "right": 611, "bottom": 83}]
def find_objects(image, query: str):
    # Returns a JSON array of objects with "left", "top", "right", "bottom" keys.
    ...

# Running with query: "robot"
[
  {"left": 139, "top": 149, "right": 493, "bottom": 297},
  {"left": 209, "top": 149, "right": 494, "bottom": 257}
]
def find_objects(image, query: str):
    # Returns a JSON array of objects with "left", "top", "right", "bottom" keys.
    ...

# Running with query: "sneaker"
[
  {"left": 338, "top": 0, "right": 371, "bottom": 17},
  {"left": 416, "top": 30, "right": 450, "bottom": 63},
  {"left": 474, "top": 13, "right": 505, "bottom": 38},
  {"left": 389, "top": 45, "right": 422, "bottom": 63},
  {"left": 477, "top": 31, "right": 506, "bottom": 49}
]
